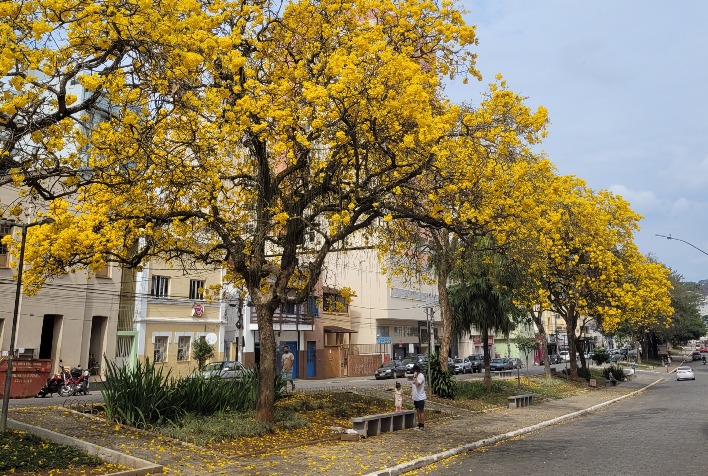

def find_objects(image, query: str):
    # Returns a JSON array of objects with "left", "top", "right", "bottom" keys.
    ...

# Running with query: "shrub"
[
  {"left": 592, "top": 348, "right": 610, "bottom": 365},
  {"left": 577, "top": 367, "right": 592, "bottom": 381},
  {"left": 602, "top": 365, "right": 625, "bottom": 382},
  {"left": 102, "top": 358, "right": 285, "bottom": 428},
  {"left": 191, "top": 336, "right": 215, "bottom": 370},
  {"left": 101, "top": 357, "right": 184, "bottom": 428},
  {"left": 426, "top": 351, "right": 456, "bottom": 399}
]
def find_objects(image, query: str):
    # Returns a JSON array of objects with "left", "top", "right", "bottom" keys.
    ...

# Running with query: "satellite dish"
[{"left": 205, "top": 333, "right": 217, "bottom": 345}]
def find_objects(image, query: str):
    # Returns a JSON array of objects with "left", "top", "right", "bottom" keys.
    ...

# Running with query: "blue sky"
[{"left": 447, "top": 1, "right": 708, "bottom": 282}]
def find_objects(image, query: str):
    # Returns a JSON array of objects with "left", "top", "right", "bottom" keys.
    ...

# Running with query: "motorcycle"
[
  {"left": 702, "top": 356, "right": 706, "bottom": 365},
  {"left": 36, "top": 362, "right": 90, "bottom": 397},
  {"left": 59, "top": 365, "right": 90, "bottom": 397},
  {"left": 37, "top": 361, "right": 72, "bottom": 397}
]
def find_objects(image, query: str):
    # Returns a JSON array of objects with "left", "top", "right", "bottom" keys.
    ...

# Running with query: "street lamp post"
[
  {"left": 656, "top": 234, "right": 708, "bottom": 256},
  {"left": 0, "top": 217, "right": 55, "bottom": 433}
]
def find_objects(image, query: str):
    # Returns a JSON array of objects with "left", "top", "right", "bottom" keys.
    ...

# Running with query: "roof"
[{"left": 323, "top": 325, "right": 358, "bottom": 333}]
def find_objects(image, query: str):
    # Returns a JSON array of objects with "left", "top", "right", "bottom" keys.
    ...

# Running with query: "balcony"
[{"left": 249, "top": 302, "right": 315, "bottom": 331}]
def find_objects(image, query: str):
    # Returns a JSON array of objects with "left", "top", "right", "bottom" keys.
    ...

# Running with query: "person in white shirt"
[{"left": 411, "top": 363, "right": 426, "bottom": 430}]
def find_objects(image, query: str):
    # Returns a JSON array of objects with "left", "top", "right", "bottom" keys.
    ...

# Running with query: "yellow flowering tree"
[
  {"left": 378, "top": 80, "right": 549, "bottom": 372},
  {"left": 5, "top": 0, "right": 480, "bottom": 422},
  {"left": 514, "top": 174, "right": 670, "bottom": 378}
]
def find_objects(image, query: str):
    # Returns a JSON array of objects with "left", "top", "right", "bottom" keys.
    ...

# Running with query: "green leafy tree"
[
  {"left": 192, "top": 337, "right": 215, "bottom": 371},
  {"left": 591, "top": 348, "right": 610, "bottom": 365},
  {"left": 449, "top": 237, "right": 523, "bottom": 387},
  {"left": 515, "top": 335, "right": 539, "bottom": 376}
]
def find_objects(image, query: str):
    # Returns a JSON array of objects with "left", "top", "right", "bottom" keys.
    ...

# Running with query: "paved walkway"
[{"left": 8, "top": 371, "right": 664, "bottom": 476}]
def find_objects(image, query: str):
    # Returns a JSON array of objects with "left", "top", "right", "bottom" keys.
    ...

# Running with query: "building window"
[
  {"left": 323, "top": 292, "right": 348, "bottom": 313},
  {"left": 177, "top": 336, "right": 191, "bottom": 361},
  {"left": 151, "top": 275, "right": 169, "bottom": 297},
  {"left": 394, "top": 326, "right": 419, "bottom": 337},
  {"left": 95, "top": 264, "right": 111, "bottom": 278},
  {"left": 154, "top": 336, "right": 168, "bottom": 362},
  {"left": 376, "top": 325, "right": 389, "bottom": 337},
  {"left": 189, "top": 280, "right": 204, "bottom": 300},
  {"left": 0, "top": 224, "right": 11, "bottom": 268}
]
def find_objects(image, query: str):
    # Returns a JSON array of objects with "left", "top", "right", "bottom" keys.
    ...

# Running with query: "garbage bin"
[{"left": 0, "top": 358, "right": 53, "bottom": 398}]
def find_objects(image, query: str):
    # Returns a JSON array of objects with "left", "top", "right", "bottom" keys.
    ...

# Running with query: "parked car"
[
  {"left": 676, "top": 366, "right": 695, "bottom": 381},
  {"left": 542, "top": 354, "right": 562, "bottom": 365},
  {"left": 468, "top": 355, "right": 483, "bottom": 373},
  {"left": 453, "top": 357, "right": 472, "bottom": 374},
  {"left": 508, "top": 357, "right": 523, "bottom": 369},
  {"left": 374, "top": 360, "right": 407, "bottom": 379},
  {"left": 700, "top": 347, "right": 708, "bottom": 353},
  {"left": 489, "top": 358, "right": 512, "bottom": 371},
  {"left": 189, "top": 361, "right": 245, "bottom": 381},
  {"left": 401, "top": 357, "right": 418, "bottom": 373},
  {"left": 559, "top": 351, "right": 570, "bottom": 362}
]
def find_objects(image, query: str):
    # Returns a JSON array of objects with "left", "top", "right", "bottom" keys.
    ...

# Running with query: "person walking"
[
  {"left": 411, "top": 363, "right": 426, "bottom": 430},
  {"left": 281, "top": 346, "right": 295, "bottom": 392}
]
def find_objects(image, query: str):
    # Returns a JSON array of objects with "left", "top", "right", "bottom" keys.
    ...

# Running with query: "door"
[
  {"left": 115, "top": 335, "right": 132, "bottom": 370},
  {"left": 306, "top": 341, "right": 316, "bottom": 378}
]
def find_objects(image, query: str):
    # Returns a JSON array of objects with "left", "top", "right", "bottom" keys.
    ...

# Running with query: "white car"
[
  {"left": 559, "top": 351, "right": 570, "bottom": 362},
  {"left": 453, "top": 358, "right": 472, "bottom": 374},
  {"left": 676, "top": 366, "right": 695, "bottom": 381}
]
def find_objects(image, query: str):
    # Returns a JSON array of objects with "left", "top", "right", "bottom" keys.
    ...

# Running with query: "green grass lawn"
[{"left": 0, "top": 429, "right": 112, "bottom": 475}]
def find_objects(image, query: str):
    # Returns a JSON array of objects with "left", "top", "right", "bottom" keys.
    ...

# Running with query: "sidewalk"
[{"left": 8, "top": 371, "right": 663, "bottom": 476}]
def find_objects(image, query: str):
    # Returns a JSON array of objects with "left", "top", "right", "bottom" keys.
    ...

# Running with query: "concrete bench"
[
  {"left": 350, "top": 410, "right": 416, "bottom": 437},
  {"left": 507, "top": 394, "right": 534, "bottom": 409},
  {"left": 492, "top": 370, "right": 513, "bottom": 378}
]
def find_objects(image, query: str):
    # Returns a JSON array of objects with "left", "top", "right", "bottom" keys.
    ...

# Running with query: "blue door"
[{"left": 306, "top": 341, "right": 316, "bottom": 378}]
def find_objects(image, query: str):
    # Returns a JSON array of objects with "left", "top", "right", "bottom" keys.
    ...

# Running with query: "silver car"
[
  {"left": 508, "top": 358, "right": 523, "bottom": 369},
  {"left": 190, "top": 361, "right": 245, "bottom": 381},
  {"left": 453, "top": 358, "right": 472, "bottom": 374}
]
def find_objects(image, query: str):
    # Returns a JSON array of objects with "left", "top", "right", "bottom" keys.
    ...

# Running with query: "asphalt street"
[{"left": 418, "top": 362, "right": 708, "bottom": 475}]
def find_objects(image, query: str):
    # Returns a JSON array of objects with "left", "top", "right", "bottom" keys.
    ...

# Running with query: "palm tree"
[{"left": 448, "top": 238, "right": 523, "bottom": 386}]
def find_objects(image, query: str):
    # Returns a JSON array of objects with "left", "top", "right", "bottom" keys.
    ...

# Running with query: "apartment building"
[
  {"left": 323, "top": 249, "right": 441, "bottom": 362},
  {"left": 0, "top": 187, "right": 120, "bottom": 378},
  {"left": 132, "top": 261, "right": 223, "bottom": 379}
]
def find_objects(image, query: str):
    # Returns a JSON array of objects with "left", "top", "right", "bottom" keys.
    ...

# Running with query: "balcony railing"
[{"left": 250, "top": 312, "right": 314, "bottom": 329}]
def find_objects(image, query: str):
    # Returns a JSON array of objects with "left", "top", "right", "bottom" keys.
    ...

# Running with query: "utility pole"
[{"left": 426, "top": 307, "right": 434, "bottom": 387}]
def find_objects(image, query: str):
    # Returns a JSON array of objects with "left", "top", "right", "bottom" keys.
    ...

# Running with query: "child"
[{"left": 394, "top": 381, "right": 403, "bottom": 412}]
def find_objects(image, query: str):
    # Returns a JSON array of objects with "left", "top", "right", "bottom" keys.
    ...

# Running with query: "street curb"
[
  {"left": 363, "top": 378, "right": 665, "bottom": 476},
  {"left": 8, "top": 418, "right": 163, "bottom": 476}
]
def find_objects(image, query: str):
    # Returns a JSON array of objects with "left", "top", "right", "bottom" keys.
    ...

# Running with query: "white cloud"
[
  {"left": 671, "top": 155, "right": 708, "bottom": 191},
  {"left": 607, "top": 185, "right": 662, "bottom": 214}
]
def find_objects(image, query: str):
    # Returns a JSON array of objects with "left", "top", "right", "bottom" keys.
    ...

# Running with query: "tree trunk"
[
  {"left": 530, "top": 308, "right": 551, "bottom": 377},
  {"left": 255, "top": 302, "right": 277, "bottom": 422},
  {"left": 566, "top": 305, "right": 578, "bottom": 379},
  {"left": 482, "top": 326, "right": 491, "bottom": 387},
  {"left": 437, "top": 261, "right": 452, "bottom": 372}
]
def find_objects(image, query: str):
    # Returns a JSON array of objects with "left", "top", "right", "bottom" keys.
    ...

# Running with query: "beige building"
[
  {"left": 0, "top": 186, "right": 120, "bottom": 378},
  {"left": 132, "top": 260, "right": 223, "bottom": 379}
]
